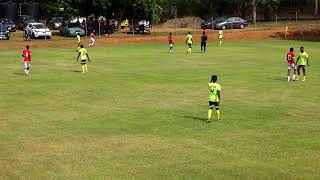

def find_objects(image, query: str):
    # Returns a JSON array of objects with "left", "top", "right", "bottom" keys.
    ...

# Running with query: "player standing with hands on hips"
[
  {"left": 296, "top": 47, "right": 310, "bottom": 81},
  {"left": 77, "top": 45, "right": 91, "bottom": 73},
  {"left": 208, "top": 75, "right": 221, "bottom": 123},
  {"left": 22, "top": 45, "right": 32, "bottom": 76}
]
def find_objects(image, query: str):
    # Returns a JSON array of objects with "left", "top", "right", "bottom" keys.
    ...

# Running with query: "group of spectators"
[{"left": 86, "top": 17, "right": 117, "bottom": 36}]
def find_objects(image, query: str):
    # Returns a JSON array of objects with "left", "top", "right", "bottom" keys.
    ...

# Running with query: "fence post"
[
  {"left": 285, "top": 26, "right": 288, "bottom": 39},
  {"left": 99, "top": 22, "right": 101, "bottom": 37},
  {"left": 195, "top": 19, "right": 197, "bottom": 30},
  {"left": 44, "top": 20, "right": 46, "bottom": 40},
  {"left": 85, "top": 20, "right": 88, "bottom": 37},
  {"left": 132, "top": 19, "right": 134, "bottom": 36}
]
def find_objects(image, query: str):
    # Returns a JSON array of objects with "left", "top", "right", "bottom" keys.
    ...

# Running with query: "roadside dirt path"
[{"left": 0, "top": 27, "right": 318, "bottom": 50}]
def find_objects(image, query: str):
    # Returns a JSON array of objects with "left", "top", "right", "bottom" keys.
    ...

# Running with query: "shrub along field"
[{"left": 1, "top": 40, "right": 319, "bottom": 179}]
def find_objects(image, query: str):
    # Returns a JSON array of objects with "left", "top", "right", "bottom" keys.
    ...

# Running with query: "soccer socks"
[
  {"left": 208, "top": 109, "right": 213, "bottom": 120},
  {"left": 208, "top": 109, "right": 221, "bottom": 122},
  {"left": 216, "top": 110, "right": 221, "bottom": 120},
  {"left": 81, "top": 64, "right": 88, "bottom": 73},
  {"left": 288, "top": 76, "right": 290, "bottom": 81},
  {"left": 219, "top": 40, "right": 223, "bottom": 46},
  {"left": 293, "top": 74, "right": 296, "bottom": 80},
  {"left": 82, "top": 65, "right": 85, "bottom": 73}
]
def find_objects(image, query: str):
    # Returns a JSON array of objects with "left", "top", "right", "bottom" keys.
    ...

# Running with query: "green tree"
[{"left": 39, "top": 0, "right": 79, "bottom": 19}]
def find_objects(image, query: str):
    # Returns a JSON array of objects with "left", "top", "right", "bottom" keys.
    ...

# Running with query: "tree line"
[{"left": 1, "top": 0, "right": 319, "bottom": 23}]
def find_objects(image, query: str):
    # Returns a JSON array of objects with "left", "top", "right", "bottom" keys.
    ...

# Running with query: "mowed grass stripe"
[{"left": 0, "top": 40, "right": 319, "bottom": 179}]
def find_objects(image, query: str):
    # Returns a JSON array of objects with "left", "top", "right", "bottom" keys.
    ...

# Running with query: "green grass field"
[{"left": 1, "top": 40, "right": 320, "bottom": 179}]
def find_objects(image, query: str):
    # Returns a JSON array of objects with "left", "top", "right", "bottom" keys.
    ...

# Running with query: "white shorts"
[
  {"left": 24, "top": 61, "right": 30, "bottom": 69},
  {"left": 288, "top": 64, "right": 295, "bottom": 70},
  {"left": 169, "top": 44, "right": 173, "bottom": 48},
  {"left": 90, "top": 38, "right": 95, "bottom": 44}
]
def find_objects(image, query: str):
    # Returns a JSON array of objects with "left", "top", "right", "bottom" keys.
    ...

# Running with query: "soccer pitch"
[{"left": 1, "top": 40, "right": 320, "bottom": 179}]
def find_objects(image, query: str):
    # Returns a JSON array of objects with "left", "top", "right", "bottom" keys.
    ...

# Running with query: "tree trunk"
[
  {"left": 252, "top": 0, "right": 257, "bottom": 25},
  {"left": 116, "top": 10, "right": 124, "bottom": 34},
  {"left": 315, "top": 0, "right": 319, "bottom": 16}
]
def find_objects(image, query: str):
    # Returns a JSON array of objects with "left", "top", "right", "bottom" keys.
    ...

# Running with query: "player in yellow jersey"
[
  {"left": 76, "top": 33, "right": 81, "bottom": 46},
  {"left": 208, "top": 75, "right": 221, "bottom": 123},
  {"left": 296, "top": 47, "right": 310, "bottom": 81},
  {"left": 218, "top": 30, "right": 223, "bottom": 46},
  {"left": 186, "top": 32, "right": 193, "bottom": 54},
  {"left": 77, "top": 45, "right": 91, "bottom": 73}
]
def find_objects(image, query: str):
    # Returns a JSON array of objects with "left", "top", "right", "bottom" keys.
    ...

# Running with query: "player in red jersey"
[
  {"left": 22, "top": 45, "right": 32, "bottom": 76},
  {"left": 168, "top": 32, "right": 173, "bottom": 53},
  {"left": 286, "top": 48, "right": 296, "bottom": 81},
  {"left": 89, "top": 30, "right": 95, "bottom": 47}
]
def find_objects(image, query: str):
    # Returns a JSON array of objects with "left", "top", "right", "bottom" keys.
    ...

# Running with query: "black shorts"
[
  {"left": 298, "top": 65, "right": 305, "bottom": 69},
  {"left": 209, "top": 101, "right": 220, "bottom": 108},
  {"left": 201, "top": 42, "right": 207, "bottom": 46},
  {"left": 188, "top": 43, "right": 192, "bottom": 48},
  {"left": 81, "top": 60, "right": 86, "bottom": 64}
]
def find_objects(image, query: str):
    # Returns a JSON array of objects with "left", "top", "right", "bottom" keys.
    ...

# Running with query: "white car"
[
  {"left": 70, "top": 17, "right": 86, "bottom": 24},
  {"left": 25, "top": 23, "right": 52, "bottom": 39}
]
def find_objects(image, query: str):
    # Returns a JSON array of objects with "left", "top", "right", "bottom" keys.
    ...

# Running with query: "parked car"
[
  {"left": 16, "top": 15, "right": 36, "bottom": 30},
  {"left": 0, "top": 23, "right": 10, "bottom": 40},
  {"left": 0, "top": 19, "right": 16, "bottom": 32},
  {"left": 200, "top": 17, "right": 217, "bottom": 29},
  {"left": 201, "top": 17, "right": 248, "bottom": 30},
  {"left": 25, "top": 23, "right": 52, "bottom": 39},
  {"left": 60, "top": 22, "right": 85, "bottom": 37},
  {"left": 127, "top": 20, "right": 151, "bottom": 34},
  {"left": 48, "top": 17, "right": 63, "bottom": 30}
]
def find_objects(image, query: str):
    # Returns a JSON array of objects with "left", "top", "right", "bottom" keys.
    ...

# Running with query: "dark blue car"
[
  {"left": 0, "top": 19, "right": 16, "bottom": 32},
  {"left": 201, "top": 17, "right": 248, "bottom": 30}
]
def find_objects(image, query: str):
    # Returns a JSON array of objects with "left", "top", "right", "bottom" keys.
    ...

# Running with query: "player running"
[
  {"left": 168, "top": 32, "right": 173, "bottom": 53},
  {"left": 296, "top": 47, "right": 310, "bottom": 81},
  {"left": 22, "top": 45, "right": 32, "bottom": 76},
  {"left": 89, "top": 30, "right": 95, "bottom": 47},
  {"left": 208, "top": 75, "right": 221, "bottom": 123},
  {"left": 186, "top": 32, "right": 193, "bottom": 54},
  {"left": 218, "top": 30, "right": 223, "bottom": 46},
  {"left": 286, "top": 48, "right": 296, "bottom": 81},
  {"left": 77, "top": 45, "right": 91, "bottom": 73},
  {"left": 201, "top": 31, "right": 208, "bottom": 53}
]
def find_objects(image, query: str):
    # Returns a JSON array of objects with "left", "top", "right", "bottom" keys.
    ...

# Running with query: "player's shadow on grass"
[
  {"left": 13, "top": 72, "right": 25, "bottom": 76},
  {"left": 69, "top": 70, "right": 82, "bottom": 73},
  {"left": 184, "top": 115, "right": 207, "bottom": 122},
  {"left": 271, "top": 77, "right": 287, "bottom": 81}
]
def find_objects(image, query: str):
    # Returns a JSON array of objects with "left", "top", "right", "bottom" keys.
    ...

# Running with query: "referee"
[{"left": 201, "top": 31, "right": 208, "bottom": 53}]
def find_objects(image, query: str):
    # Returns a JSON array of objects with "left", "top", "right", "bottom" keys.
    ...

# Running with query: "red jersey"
[
  {"left": 287, "top": 52, "right": 295, "bottom": 64},
  {"left": 23, "top": 49, "right": 32, "bottom": 61},
  {"left": 90, "top": 32, "right": 95, "bottom": 38},
  {"left": 168, "top": 35, "right": 173, "bottom": 44}
]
